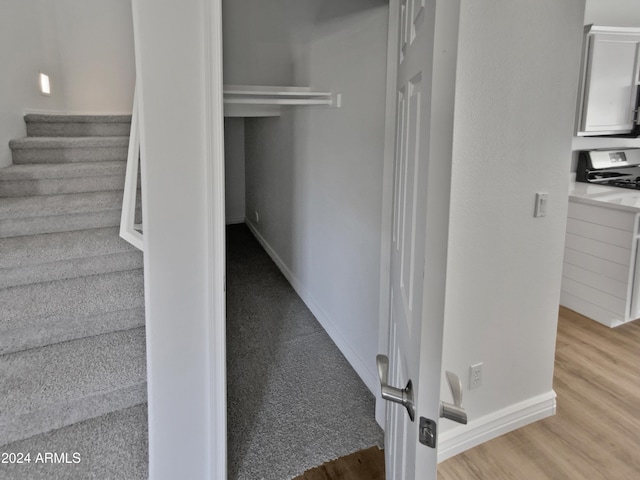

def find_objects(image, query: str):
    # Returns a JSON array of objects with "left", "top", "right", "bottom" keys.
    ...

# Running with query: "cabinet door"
[{"left": 579, "top": 32, "right": 640, "bottom": 135}]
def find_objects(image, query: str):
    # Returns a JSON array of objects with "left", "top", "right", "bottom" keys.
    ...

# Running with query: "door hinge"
[{"left": 419, "top": 417, "right": 437, "bottom": 448}]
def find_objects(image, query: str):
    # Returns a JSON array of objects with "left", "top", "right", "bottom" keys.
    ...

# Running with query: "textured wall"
[
  {"left": 0, "top": 0, "right": 135, "bottom": 167},
  {"left": 53, "top": 0, "right": 135, "bottom": 113},
  {"left": 224, "top": 117, "right": 246, "bottom": 224},
  {"left": 0, "top": 0, "right": 66, "bottom": 167},
  {"left": 585, "top": 0, "right": 640, "bottom": 27},
  {"left": 221, "top": 0, "right": 305, "bottom": 227},
  {"left": 221, "top": 0, "right": 299, "bottom": 86},
  {"left": 243, "top": 3, "right": 389, "bottom": 393},
  {"left": 439, "top": 0, "right": 585, "bottom": 454}
]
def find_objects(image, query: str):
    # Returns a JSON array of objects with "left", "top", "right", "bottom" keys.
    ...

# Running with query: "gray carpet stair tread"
[
  {"left": 9, "top": 137, "right": 129, "bottom": 150},
  {"left": 0, "top": 306, "right": 146, "bottom": 356},
  {"left": 0, "top": 328, "right": 147, "bottom": 446},
  {"left": 1, "top": 404, "right": 148, "bottom": 480},
  {"left": 0, "top": 176, "right": 126, "bottom": 197},
  {"left": 0, "top": 229, "right": 143, "bottom": 290},
  {"left": 0, "top": 191, "right": 124, "bottom": 220},
  {"left": 0, "top": 227, "right": 137, "bottom": 269},
  {"left": 0, "top": 251, "right": 143, "bottom": 290},
  {"left": 0, "top": 162, "right": 128, "bottom": 197},
  {"left": 25, "top": 114, "right": 132, "bottom": 124},
  {"left": 0, "top": 269, "right": 144, "bottom": 332},
  {"left": 9, "top": 137, "right": 129, "bottom": 164},
  {"left": 0, "top": 161, "right": 125, "bottom": 180},
  {"left": 24, "top": 115, "right": 132, "bottom": 138},
  {"left": 0, "top": 327, "right": 146, "bottom": 415}
]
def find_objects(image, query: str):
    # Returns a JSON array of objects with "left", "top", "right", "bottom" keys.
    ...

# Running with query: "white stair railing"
[{"left": 120, "top": 86, "right": 143, "bottom": 251}]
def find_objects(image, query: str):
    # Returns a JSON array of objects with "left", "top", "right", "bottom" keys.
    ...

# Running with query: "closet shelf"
[{"left": 223, "top": 85, "right": 341, "bottom": 118}]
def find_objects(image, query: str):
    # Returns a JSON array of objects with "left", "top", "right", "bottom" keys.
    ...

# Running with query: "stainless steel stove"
[{"left": 577, "top": 149, "right": 640, "bottom": 189}]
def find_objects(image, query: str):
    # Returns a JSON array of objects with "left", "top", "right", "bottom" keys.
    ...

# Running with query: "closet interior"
[{"left": 221, "top": 0, "right": 391, "bottom": 477}]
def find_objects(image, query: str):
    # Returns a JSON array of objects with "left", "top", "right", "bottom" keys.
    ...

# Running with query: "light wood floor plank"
[{"left": 438, "top": 307, "right": 640, "bottom": 480}]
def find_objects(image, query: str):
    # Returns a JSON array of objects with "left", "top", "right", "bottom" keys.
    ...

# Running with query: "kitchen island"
[{"left": 561, "top": 182, "right": 640, "bottom": 327}]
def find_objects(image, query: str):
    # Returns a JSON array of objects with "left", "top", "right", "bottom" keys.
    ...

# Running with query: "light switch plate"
[{"left": 534, "top": 193, "right": 548, "bottom": 218}]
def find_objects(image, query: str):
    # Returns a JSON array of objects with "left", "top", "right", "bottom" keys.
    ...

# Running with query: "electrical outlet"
[{"left": 469, "top": 363, "right": 483, "bottom": 390}]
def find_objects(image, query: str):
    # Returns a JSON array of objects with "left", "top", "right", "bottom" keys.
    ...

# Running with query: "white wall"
[
  {"left": 221, "top": 0, "right": 299, "bottom": 86},
  {"left": 571, "top": 0, "right": 640, "bottom": 170},
  {"left": 0, "top": 0, "right": 135, "bottom": 167},
  {"left": 585, "top": 0, "right": 640, "bottom": 27},
  {"left": 0, "top": 0, "right": 65, "bottom": 167},
  {"left": 220, "top": 0, "right": 303, "bottom": 227},
  {"left": 53, "top": 0, "right": 135, "bottom": 113},
  {"left": 242, "top": 2, "right": 389, "bottom": 393},
  {"left": 132, "top": 0, "right": 226, "bottom": 477},
  {"left": 438, "top": 0, "right": 586, "bottom": 460},
  {"left": 224, "top": 117, "right": 245, "bottom": 224}
]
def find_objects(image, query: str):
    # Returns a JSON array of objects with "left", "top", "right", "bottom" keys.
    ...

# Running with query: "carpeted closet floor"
[{"left": 226, "top": 224, "right": 383, "bottom": 480}]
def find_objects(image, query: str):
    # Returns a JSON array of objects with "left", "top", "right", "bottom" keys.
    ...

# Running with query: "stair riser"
[
  {"left": 0, "top": 251, "right": 143, "bottom": 290},
  {"left": 0, "top": 327, "right": 146, "bottom": 446},
  {"left": 0, "top": 210, "right": 123, "bottom": 238},
  {"left": 0, "top": 382, "right": 146, "bottom": 447},
  {"left": 0, "top": 175, "right": 126, "bottom": 197},
  {"left": 0, "top": 269, "right": 145, "bottom": 354},
  {"left": 0, "top": 269, "right": 144, "bottom": 328},
  {"left": 0, "top": 308, "right": 145, "bottom": 356},
  {"left": 0, "top": 227, "right": 136, "bottom": 269},
  {"left": 27, "top": 122, "right": 131, "bottom": 138},
  {"left": 11, "top": 146, "right": 128, "bottom": 164}
]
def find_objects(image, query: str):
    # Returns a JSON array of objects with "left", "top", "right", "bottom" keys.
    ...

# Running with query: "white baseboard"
[
  {"left": 225, "top": 215, "right": 245, "bottom": 225},
  {"left": 245, "top": 220, "right": 379, "bottom": 396},
  {"left": 437, "top": 390, "right": 557, "bottom": 462}
]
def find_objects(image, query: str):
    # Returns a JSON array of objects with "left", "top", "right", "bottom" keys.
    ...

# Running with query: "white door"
[{"left": 379, "top": 1, "right": 461, "bottom": 479}]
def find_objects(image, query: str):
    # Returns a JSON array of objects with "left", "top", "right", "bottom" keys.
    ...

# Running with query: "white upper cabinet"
[{"left": 576, "top": 25, "right": 640, "bottom": 136}]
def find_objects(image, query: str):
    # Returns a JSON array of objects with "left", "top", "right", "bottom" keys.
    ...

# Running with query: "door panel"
[
  {"left": 382, "top": 1, "right": 461, "bottom": 479},
  {"left": 399, "top": 0, "right": 409, "bottom": 63},
  {"left": 394, "top": 88, "right": 407, "bottom": 248},
  {"left": 410, "top": 0, "right": 425, "bottom": 45},
  {"left": 400, "top": 72, "right": 422, "bottom": 328}
]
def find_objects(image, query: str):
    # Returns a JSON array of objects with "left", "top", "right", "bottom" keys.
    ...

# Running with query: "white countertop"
[{"left": 570, "top": 181, "right": 640, "bottom": 213}]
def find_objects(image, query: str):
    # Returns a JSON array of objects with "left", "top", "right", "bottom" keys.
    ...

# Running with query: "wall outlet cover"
[{"left": 469, "top": 362, "right": 483, "bottom": 390}]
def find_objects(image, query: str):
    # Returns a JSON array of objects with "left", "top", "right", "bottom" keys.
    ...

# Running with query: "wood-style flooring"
[
  {"left": 293, "top": 446, "right": 385, "bottom": 480},
  {"left": 437, "top": 307, "right": 640, "bottom": 480}
]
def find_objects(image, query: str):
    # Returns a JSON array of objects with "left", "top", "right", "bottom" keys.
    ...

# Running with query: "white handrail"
[{"left": 120, "top": 86, "right": 143, "bottom": 251}]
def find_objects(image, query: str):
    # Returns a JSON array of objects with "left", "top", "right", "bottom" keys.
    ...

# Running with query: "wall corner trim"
[
  {"left": 245, "top": 220, "right": 379, "bottom": 396},
  {"left": 203, "top": 0, "right": 227, "bottom": 478},
  {"left": 437, "top": 390, "right": 557, "bottom": 463}
]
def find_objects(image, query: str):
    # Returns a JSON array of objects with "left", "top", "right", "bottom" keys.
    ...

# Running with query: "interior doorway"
[{"left": 220, "top": 0, "right": 393, "bottom": 477}]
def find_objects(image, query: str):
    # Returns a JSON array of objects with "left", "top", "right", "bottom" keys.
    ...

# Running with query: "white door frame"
[
  {"left": 139, "top": 0, "right": 457, "bottom": 477},
  {"left": 204, "top": 2, "right": 228, "bottom": 479},
  {"left": 133, "top": 0, "right": 227, "bottom": 478},
  {"left": 376, "top": 0, "right": 400, "bottom": 426}
]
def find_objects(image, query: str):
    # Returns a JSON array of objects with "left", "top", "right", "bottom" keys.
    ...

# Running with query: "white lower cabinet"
[{"left": 561, "top": 200, "right": 640, "bottom": 327}]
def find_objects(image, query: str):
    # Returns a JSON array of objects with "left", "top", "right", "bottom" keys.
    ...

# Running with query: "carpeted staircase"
[{"left": 0, "top": 115, "right": 147, "bottom": 475}]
